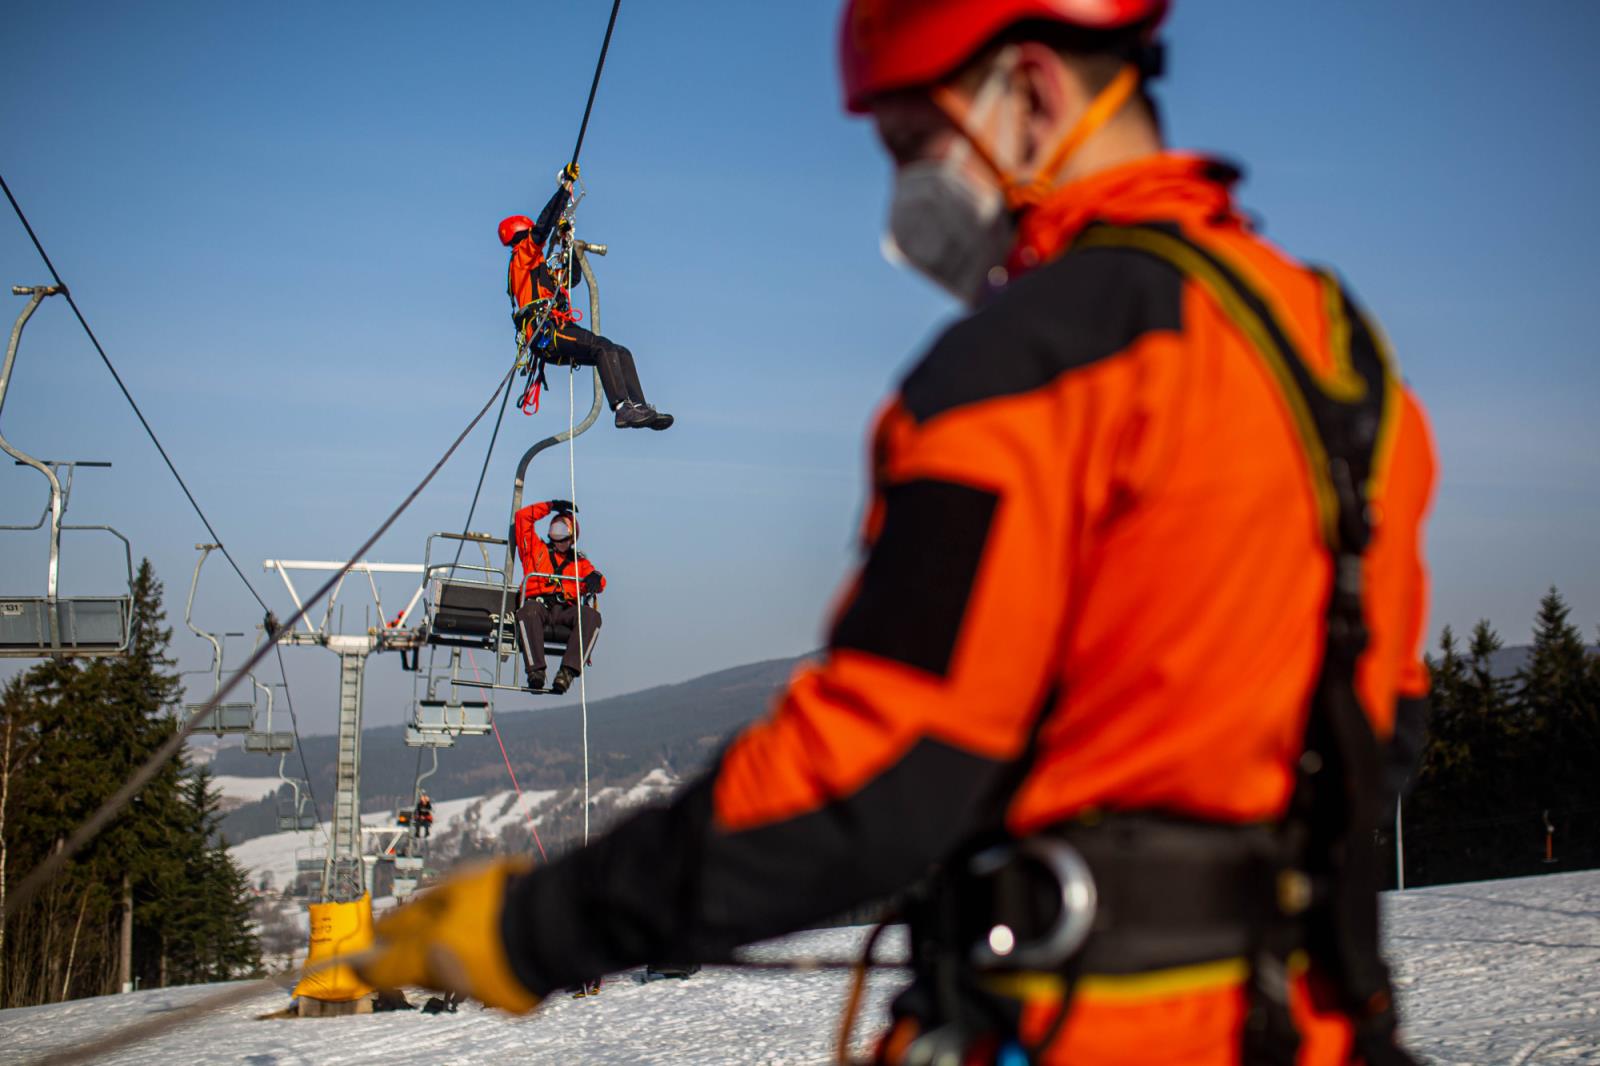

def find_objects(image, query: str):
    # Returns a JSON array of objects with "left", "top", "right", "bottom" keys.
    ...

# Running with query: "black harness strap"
[{"left": 1074, "top": 223, "right": 1413, "bottom": 1066}]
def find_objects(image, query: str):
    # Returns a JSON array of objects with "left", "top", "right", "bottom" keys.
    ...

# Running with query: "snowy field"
[
  {"left": 229, "top": 790, "right": 561, "bottom": 891},
  {"left": 3, "top": 871, "right": 1599, "bottom": 1064}
]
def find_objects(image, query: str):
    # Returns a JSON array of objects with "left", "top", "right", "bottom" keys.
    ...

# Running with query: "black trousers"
[
  {"left": 515, "top": 596, "right": 601, "bottom": 676},
  {"left": 546, "top": 325, "right": 647, "bottom": 409}
]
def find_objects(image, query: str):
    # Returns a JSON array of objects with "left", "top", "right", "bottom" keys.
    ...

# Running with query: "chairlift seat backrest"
[
  {"left": 189, "top": 702, "right": 255, "bottom": 734},
  {"left": 405, "top": 725, "right": 457, "bottom": 749},
  {"left": 244, "top": 731, "right": 295, "bottom": 754},
  {"left": 278, "top": 814, "right": 318, "bottom": 832},
  {"left": 411, "top": 696, "right": 491, "bottom": 735},
  {"left": 0, "top": 597, "right": 131, "bottom": 658},
  {"left": 428, "top": 579, "right": 515, "bottom": 649}
]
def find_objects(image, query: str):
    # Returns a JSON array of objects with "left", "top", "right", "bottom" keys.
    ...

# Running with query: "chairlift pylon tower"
[{"left": 264, "top": 558, "right": 428, "bottom": 903}]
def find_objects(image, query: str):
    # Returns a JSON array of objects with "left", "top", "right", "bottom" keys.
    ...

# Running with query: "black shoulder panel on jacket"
[
  {"left": 830, "top": 478, "right": 999, "bottom": 678},
  {"left": 900, "top": 245, "right": 1184, "bottom": 424}
]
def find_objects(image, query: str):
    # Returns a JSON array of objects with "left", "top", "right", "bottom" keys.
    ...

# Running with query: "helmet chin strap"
[{"left": 933, "top": 62, "right": 1141, "bottom": 212}]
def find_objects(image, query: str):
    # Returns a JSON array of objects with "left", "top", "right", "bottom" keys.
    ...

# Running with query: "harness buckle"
[{"left": 967, "top": 837, "right": 1098, "bottom": 972}]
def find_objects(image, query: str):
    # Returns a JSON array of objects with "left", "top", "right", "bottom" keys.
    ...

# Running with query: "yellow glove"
[
  {"left": 358, "top": 858, "right": 542, "bottom": 1013},
  {"left": 562, "top": 162, "right": 580, "bottom": 182}
]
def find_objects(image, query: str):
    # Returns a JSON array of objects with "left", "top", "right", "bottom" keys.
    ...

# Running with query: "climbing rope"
[{"left": 567, "top": 361, "right": 592, "bottom": 845}]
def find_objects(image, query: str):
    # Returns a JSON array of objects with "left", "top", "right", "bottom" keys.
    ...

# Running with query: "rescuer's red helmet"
[
  {"left": 838, "top": 0, "right": 1170, "bottom": 113},
  {"left": 498, "top": 214, "right": 536, "bottom": 247}
]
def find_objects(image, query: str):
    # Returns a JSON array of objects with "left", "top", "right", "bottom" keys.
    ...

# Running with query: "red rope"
[
  {"left": 466, "top": 650, "right": 549, "bottom": 862},
  {"left": 492, "top": 719, "right": 549, "bottom": 862}
]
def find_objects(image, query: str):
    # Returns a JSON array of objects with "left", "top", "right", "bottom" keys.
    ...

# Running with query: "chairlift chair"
[
  {"left": 273, "top": 755, "right": 318, "bottom": 832},
  {"left": 0, "top": 286, "right": 134, "bottom": 658},
  {"left": 417, "top": 530, "right": 596, "bottom": 696},
  {"left": 182, "top": 544, "right": 259, "bottom": 735},
  {"left": 243, "top": 675, "right": 294, "bottom": 753}
]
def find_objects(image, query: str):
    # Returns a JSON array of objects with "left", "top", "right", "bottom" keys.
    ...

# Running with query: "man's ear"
[{"left": 1012, "top": 42, "right": 1079, "bottom": 172}]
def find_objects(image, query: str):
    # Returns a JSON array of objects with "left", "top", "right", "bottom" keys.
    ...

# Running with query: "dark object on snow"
[
  {"left": 373, "top": 988, "right": 415, "bottom": 1012},
  {"left": 421, "top": 994, "right": 460, "bottom": 1015},
  {"left": 645, "top": 963, "right": 701, "bottom": 980}
]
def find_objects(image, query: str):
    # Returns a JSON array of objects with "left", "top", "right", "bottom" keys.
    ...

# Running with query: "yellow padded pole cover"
[{"left": 294, "top": 893, "right": 375, "bottom": 1002}]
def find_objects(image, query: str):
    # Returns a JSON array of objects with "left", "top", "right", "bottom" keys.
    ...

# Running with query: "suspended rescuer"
[
  {"left": 501, "top": 164, "right": 673, "bottom": 431},
  {"left": 361, "top": 3, "right": 1437, "bottom": 1063},
  {"left": 512, "top": 498, "right": 603, "bottom": 696}
]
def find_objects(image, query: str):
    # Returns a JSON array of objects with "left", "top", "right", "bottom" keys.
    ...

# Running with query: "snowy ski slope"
[{"left": 3, "top": 870, "right": 1598, "bottom": 1064}]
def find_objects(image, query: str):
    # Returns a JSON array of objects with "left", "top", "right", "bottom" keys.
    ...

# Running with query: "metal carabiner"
[{"left": 967, "top": 837, "right": 1098, "bottom": 972}]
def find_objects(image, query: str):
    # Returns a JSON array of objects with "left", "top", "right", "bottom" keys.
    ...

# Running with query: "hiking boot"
[
  {"left": 646, "top": 408, "right": 674, "bottom": 431},
  {"left": 550, "top": 666, "right": 578, "bottom": 695},
  {"left": 614, "top": 403, "right": 655, "bottom": 429},
  {"left": 525, "top": 669, "right": 546, "bottom": 693}
]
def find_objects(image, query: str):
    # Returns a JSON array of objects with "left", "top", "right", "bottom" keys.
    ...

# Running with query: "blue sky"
[{"left": 2, "top": 1, "right": 1596, "bottom": 734}]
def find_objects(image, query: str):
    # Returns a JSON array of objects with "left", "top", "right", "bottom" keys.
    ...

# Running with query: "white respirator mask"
[
  {"left": 882, "top": 49, "right": 1021, "bottom": 308},
  {"left": 883, "top": 52, "right": 1142, "bottom": 308}
]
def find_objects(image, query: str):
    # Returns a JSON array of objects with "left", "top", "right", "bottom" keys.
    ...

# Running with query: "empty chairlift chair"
[
  {"left": 182, "top": 544, "right": 258, "bottom": 735},
  {"left": 0, "top": 287, "right": 133, "bottom": 659},
  {"left": 244, "top": 675, "right": 295, "bottom": 754}
]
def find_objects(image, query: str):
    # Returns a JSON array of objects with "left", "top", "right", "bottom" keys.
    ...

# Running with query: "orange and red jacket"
[
  {"left": 514, "top": 501, "right": 605, "bottom": 601},
  {"left": 501, "top": 154, "right": 1436, "bottom": 1060},
  {"left": 507, "top": 186, "right": 576, "bottom": 347}
]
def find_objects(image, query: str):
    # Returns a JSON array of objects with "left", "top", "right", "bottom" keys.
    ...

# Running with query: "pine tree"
[
  {"left": 1518, "top": 589, "right": 1593, "bottom": 811},
  {"left": 0, "top": 560, "right": 259, "bottom": 1004}
]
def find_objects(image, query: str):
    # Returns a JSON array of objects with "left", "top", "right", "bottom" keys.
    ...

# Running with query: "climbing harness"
[{"left": 872, "top": 222, "right": 1414, "bottom": 1066}]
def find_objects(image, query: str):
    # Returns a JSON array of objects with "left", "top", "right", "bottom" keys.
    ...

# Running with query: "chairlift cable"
[
  {"left": 0, "top": 172, "right": 270, "bottom": 622},
  {"left": 273, "top": 643, "right": 326, "bottom": 832},
  {"left": 6, "top": 364, "right": 518, "bottom": 922},
  {"left": 1, "top": 171, "right": 327, "bottom": 848},
  {"left": 568, "top": 0, "right": 624, "bottom": 172}
]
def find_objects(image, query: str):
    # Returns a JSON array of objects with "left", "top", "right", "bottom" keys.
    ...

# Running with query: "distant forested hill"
[{"left": 217, "top": 653, "right": 813, "bottom": 842}]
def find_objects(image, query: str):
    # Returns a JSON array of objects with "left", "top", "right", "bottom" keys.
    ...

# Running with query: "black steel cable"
[
  {"left": 273, "top": 643, "right": 324, "bottom": 828},
  {"left": 1, "top": 172, "right": 268, "bottom": 616},
  {"left": 6, "top": 365, "right": 517, "bottom": 921},
  {"left": 1, "top": 171, "right": 326, "bottom": 836},
  {"left": 450, "top": 362, "right": 519, "bottom": 566},
  {"left": 568, "top": 0, "right": 623, "bottom": 170}
]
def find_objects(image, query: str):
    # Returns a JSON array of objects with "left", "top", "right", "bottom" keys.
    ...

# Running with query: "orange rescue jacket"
[
  {"left": 513, "top": 501, "right": 605, "bottom": 601},
  {"left": 501, "top": 154, "right": 1436, "bottom": 1065}
]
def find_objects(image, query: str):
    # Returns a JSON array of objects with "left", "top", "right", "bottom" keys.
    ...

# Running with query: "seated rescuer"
[
  {"left": 361, "top": 4, "right": 1437, "bottom": 1064},
  {"left": 500, "top": 165, "right": 673, "bottom": 431},
  {"left": 415, "top": 792, "right": 433, "bottom": 839},
  {"left": 512, "top": 498, "right": 603, "bottom": 696}
]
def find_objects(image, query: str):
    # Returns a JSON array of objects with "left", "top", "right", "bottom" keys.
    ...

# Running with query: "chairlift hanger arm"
[
  {"left": 183, "top": 544, "right": 225, "bottom": 680},
  {"left": 2, "top": 287, "right": 66, "bottom": 598}
]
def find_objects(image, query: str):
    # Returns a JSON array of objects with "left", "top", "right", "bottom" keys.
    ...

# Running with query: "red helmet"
[
  {"left": 839, "top": 0, "right": 1169, "bottom": 113},
  {"left": 498, "top": 214, "right": 536, "bottom": 247}
]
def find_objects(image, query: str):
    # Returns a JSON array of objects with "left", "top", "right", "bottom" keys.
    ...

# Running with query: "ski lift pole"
[{"left": 1, "top": 286, "right": 66, "bottom": 602}]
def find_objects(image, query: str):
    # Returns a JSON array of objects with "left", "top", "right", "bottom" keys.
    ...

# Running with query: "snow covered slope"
[{"left": 4, "top": 871, "right": 1599, "bottom": 1064}]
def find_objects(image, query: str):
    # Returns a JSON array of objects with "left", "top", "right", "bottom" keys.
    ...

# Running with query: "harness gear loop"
[{"left": 932, "top": 64, "right": 1141, "bottom": 212}]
